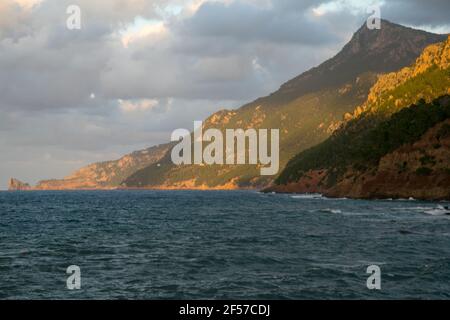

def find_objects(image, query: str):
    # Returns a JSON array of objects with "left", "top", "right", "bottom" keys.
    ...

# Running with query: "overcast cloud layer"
[{"left": 1, "top": 0, "right": 449, "bottom": 189}]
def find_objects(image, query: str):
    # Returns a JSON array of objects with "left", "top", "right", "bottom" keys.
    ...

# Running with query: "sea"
[{"left": 0, "top": 190, "right": 449, "bottom": 299}]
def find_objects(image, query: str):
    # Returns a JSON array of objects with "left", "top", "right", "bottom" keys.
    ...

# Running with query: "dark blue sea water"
[{"left": 0, "top": 190, "right": 449, "bottom": 300}]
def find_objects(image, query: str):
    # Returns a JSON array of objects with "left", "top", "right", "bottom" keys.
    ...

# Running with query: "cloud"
[
  {"left": 14, "top": 0, "right": 43, "bottom": 9},
  {"left": 118, "top": 98, "right": 159, "bottom": 112},
  {"left": 1, "top": 0, "right": 355, "bottom": 112},
  {"left": 120, "top": 19, "right": 168, "bottom": 48},
  {"left": 177, "top": 0, "right": 338, "bottom": 45},
  {"left": 382, "top": 0, "right": 450, "bottom": 28},
  {"left": 0, "top": 0, "right": 37, "bottom": 39}
]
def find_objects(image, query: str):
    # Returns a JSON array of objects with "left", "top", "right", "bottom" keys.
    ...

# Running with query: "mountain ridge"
[
  {"left": 269, "top": 35, "right": 450, "bottom": 200},
  {"left": 8, "top": 21, "right": 449, "bottom": 191},
  {"left": 31, "top": 143, "right": 172, "bottom": 190},
  {"left": 121, "top": 20, "right": 448, "bottom": 190}
]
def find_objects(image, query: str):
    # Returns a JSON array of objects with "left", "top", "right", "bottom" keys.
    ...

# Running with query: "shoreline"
[{"left": 4, "top": 186, "right": 450, "bottom": 201}]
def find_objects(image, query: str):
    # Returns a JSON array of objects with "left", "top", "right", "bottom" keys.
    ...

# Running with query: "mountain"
[
  {"left": 278, "top": 20, "right": 446, "bottom": 98},
  {"left": 269, "top": 36, "right": 450, "bottom": 200},
  {"left": 122, "top": 20, "right": 447, "bottom": 189},
  {"left": 31, "top": 144, "right": 172, "bottom": 190},
  {"left": 10, "top": 21, "right": 447, "bottom": 191}
]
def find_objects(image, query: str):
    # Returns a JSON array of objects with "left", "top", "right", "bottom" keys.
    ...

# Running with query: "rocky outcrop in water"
[{"left": 8, "top": 178, "right": 31, "bottom": 191}]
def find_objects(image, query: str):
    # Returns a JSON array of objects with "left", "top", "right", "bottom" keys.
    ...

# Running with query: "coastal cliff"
[
  {"left": 6, "top": 23, "right": 449, "bottom": 198},
  {"left": 270, "top": 36, "right": 450, "bottom": 200},
  {"left": 121, "top": 20, "right": 447, "bottom": 190},
  {"left": 8, "top": 144, "right": 172, "bottom": 191},
  {"left": 268, "top": 114, "right": 450, "bottom": 200}
]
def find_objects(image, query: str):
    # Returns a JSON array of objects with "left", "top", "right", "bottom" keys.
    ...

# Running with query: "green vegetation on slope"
[
  {"left": 123, "top": 22, "right": 447, "bottom": 189},
  {"left": 367, "top": 66, "right": 450, "bottom": 116},
  {"left": 276, "top": 33, "right": 450, "bottom": 188},
  {"left": 276, "top": 95, "right": 450, "bottom": 185}
]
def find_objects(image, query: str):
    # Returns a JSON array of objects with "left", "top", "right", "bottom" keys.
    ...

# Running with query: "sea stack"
[{"left": 8, "top": 178, "right": 31, "bottom": 191}]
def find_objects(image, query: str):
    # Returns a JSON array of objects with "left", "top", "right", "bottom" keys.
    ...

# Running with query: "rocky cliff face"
[
  {"left": 14, "top": 21, "right": 448, "bottom": 191},
  {"left": 273, "top": 116, "right": 450, "bottom": 200},
  {"left": 325, "top": 119, "right": 450, "bottom": 200},
  {"left": 122, "top": 21, "right": 447, "bottom": 190},
  {"left": 32, "top": 144, "right": 172, "bottom": 190},
  {"left": 271, "top": 36, "right": 450, "bottom": 200},
  {"left": 354, "top": 35, "right": 450, "bottom": 118},
  {"left": 280, "top": 20, "right": 447, "bottom": 98},
  {"left": 8, "top": 178, "right": 31, "bottom": 191}
]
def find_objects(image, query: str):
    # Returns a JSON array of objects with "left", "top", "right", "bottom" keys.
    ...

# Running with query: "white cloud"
[
  {"left": 186, "top": 0, "right": 232, "bottom": 15},
  {"left": 312, "top": 0, "right": 384, "bottom": 16},
  {"left": 119, "top": 99, "right": 160, "bottom": 112},
  {"left": 14, "top": 0, "right": 43, "bottom": 9},
  {"left": 120, "top": 18, "right": 168, "bottom": 48}
]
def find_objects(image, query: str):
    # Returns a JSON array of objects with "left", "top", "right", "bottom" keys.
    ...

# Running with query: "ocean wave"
[
  {"left": 423, "top": 206, "right": 450, "bottom": 216},
  {"left": 318, "top": 208, "right": 342, "bottom": 214},
  {"left": 392, "top": 206, "right": 433, "bottom": 211},
  {"left": 394, "top": 197, "right": 417, "bottom": 201},
  {"left": 290, "top": 194, "right": 323, "bottom": 200}
]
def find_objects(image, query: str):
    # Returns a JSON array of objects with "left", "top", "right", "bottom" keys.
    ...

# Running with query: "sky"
[{"left": 0, "top": 0, "right": 449, "bottom": 189}]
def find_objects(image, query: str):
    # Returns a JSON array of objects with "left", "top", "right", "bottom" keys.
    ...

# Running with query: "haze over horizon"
[{"left": 1, "top": 0, "right": 450, "bottom": 190}]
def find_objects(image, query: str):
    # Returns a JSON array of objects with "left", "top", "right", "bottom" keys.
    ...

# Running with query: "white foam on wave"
[
  {"left": 424, "top": 209, "right": 448, "bottom": 216},
  {"left": 319, "top": 208, "right": 342, "bottom": 214},
  {"left": 423, "top": 205, "right": 450, "bottom": 216},
  {"left": 289, "top": 194, "right": 351, "bottom": 201},
  {"left": 393, "top": 206, "right": 432, "bottom": 211},
  {"left": 342, "top": 212, "right": 373, "bottom": 216},
  {"left": 394, "top": 197, "right": 417, "bottom": 201},
  {"left": 290, "top": 193, "right": 323, "bottom": 200}
]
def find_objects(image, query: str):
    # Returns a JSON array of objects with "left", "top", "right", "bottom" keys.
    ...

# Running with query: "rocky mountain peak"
[
  {"left": 341, "top": 19, "right": 447, "bottom": 65},
  {"left": 279, "top": 20, "right": 447, "bottom": 97}
]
